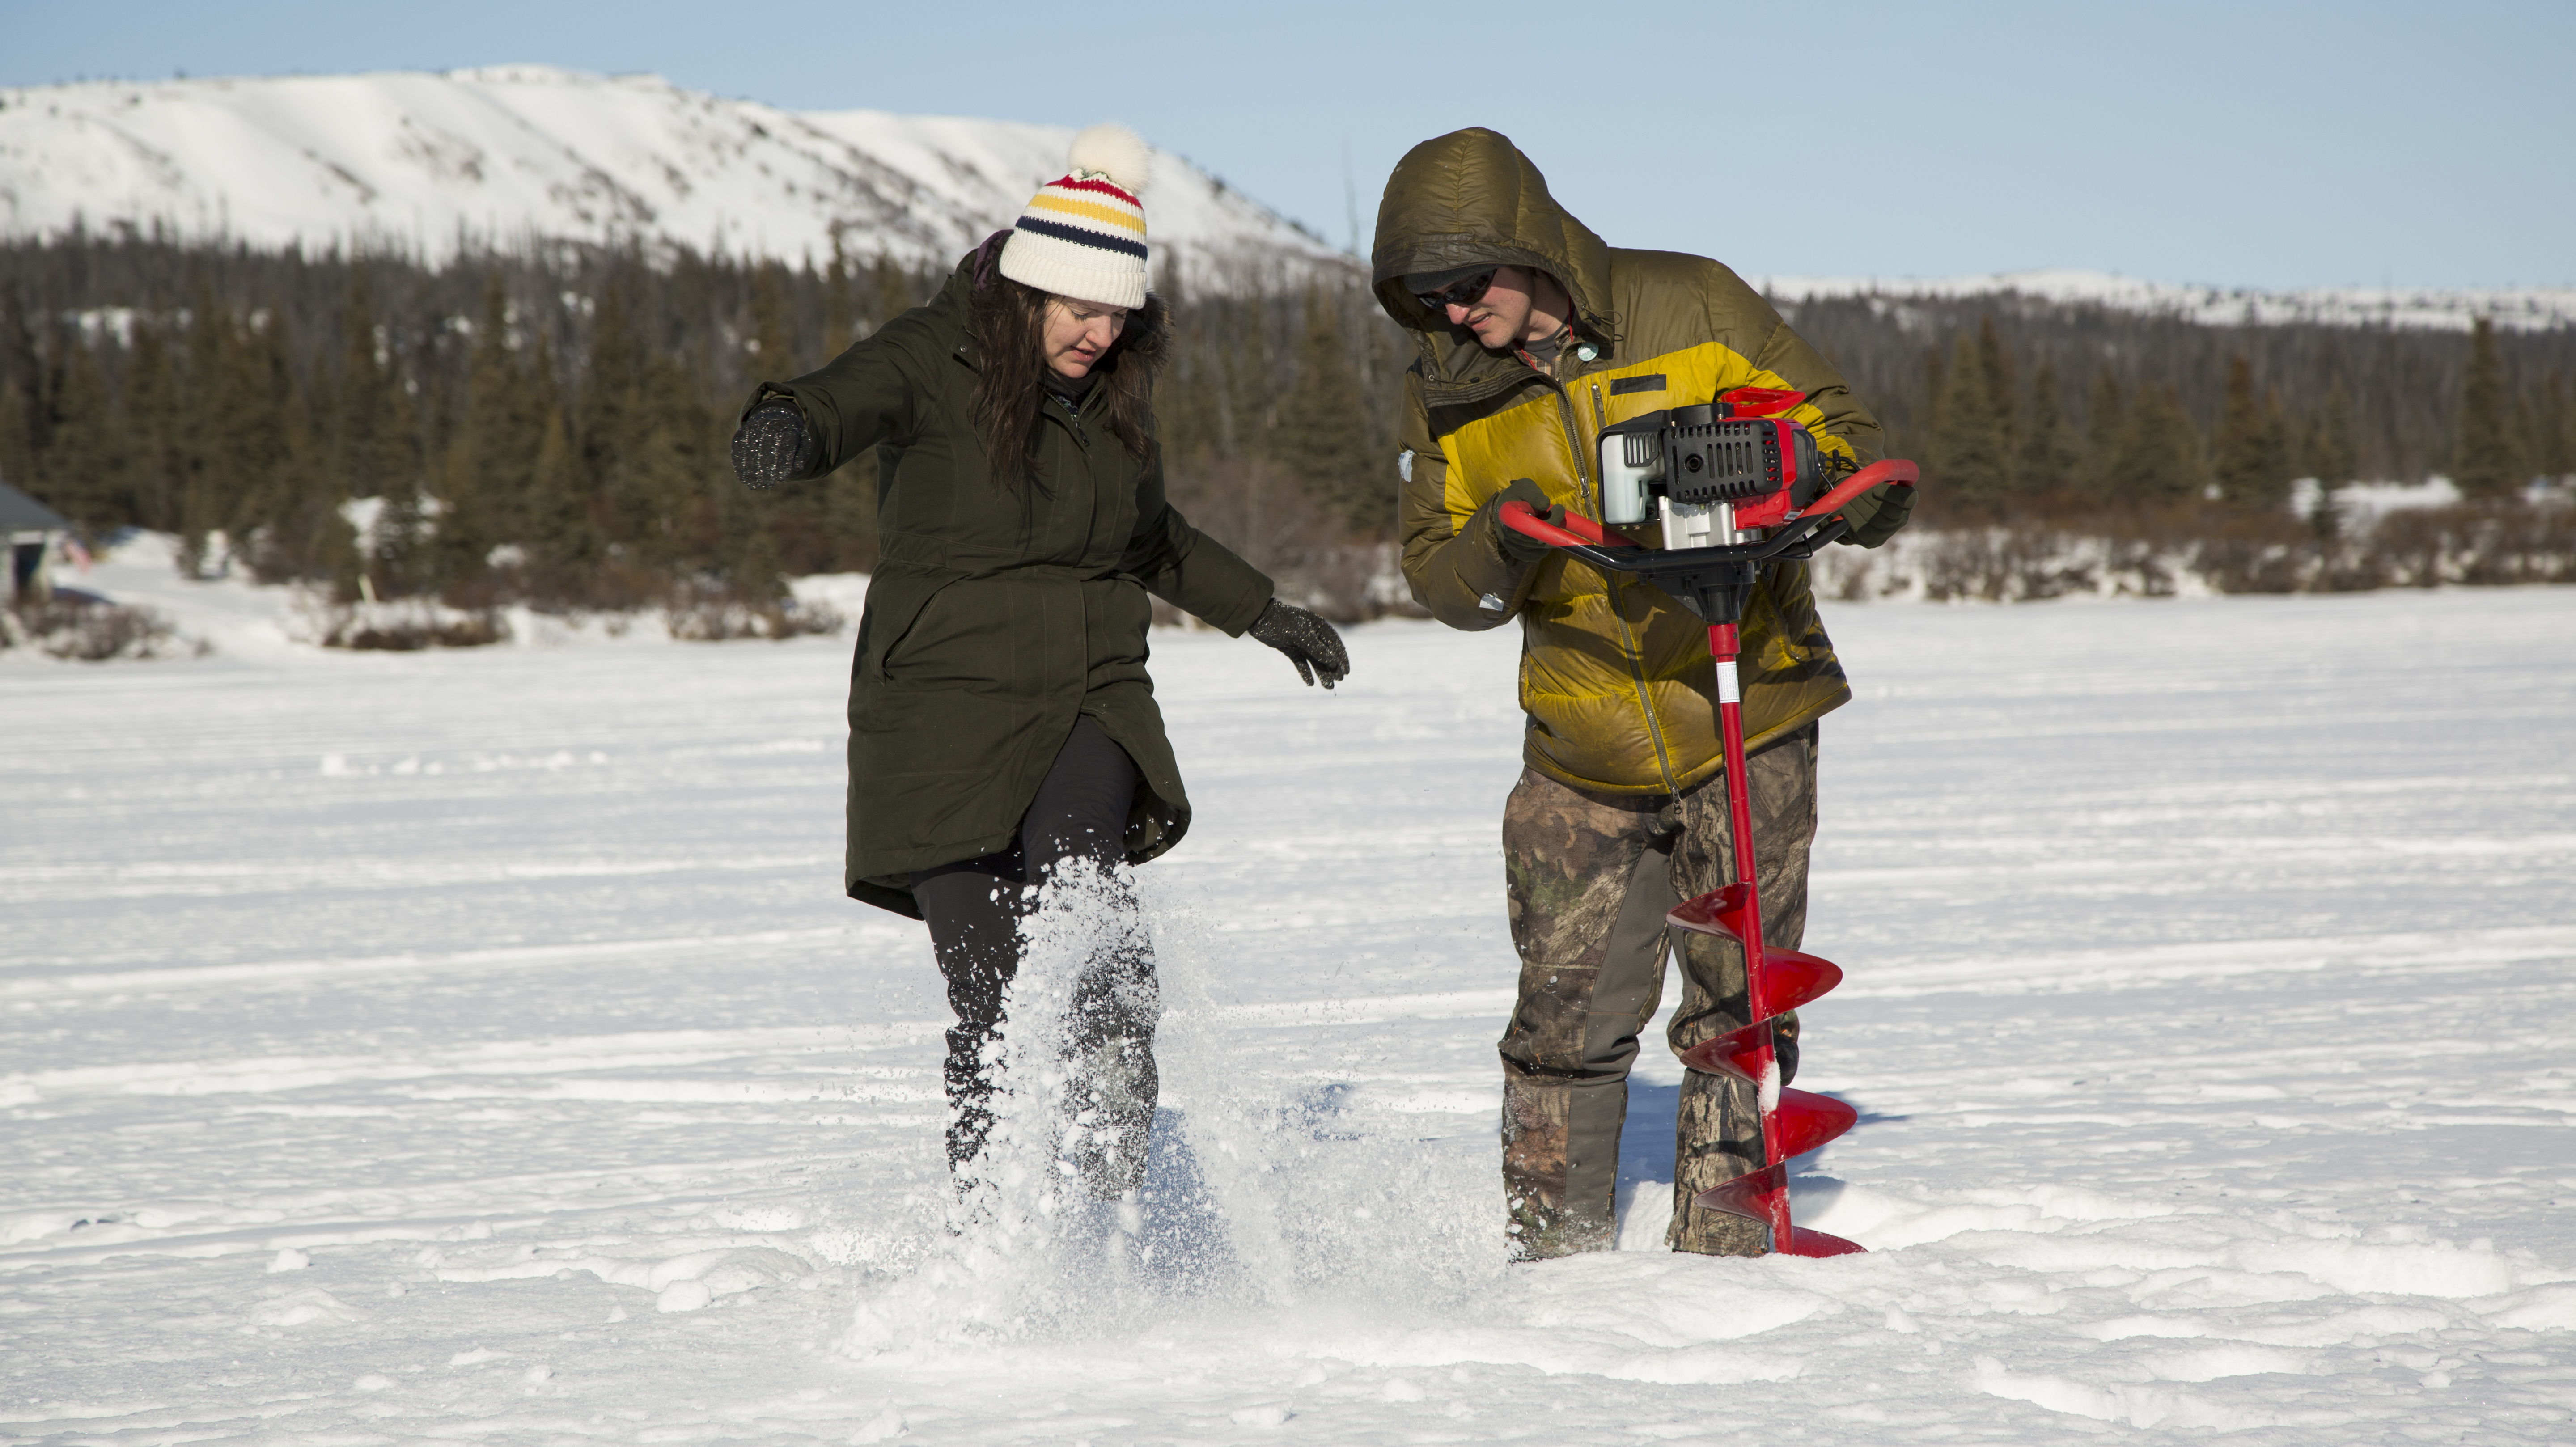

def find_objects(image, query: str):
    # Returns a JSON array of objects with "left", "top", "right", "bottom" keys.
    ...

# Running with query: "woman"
[{"left": 729, "top": 125, "right": 1349, "bottom": 1201}]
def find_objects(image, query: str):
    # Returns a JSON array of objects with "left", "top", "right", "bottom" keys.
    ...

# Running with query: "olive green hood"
[{"left": 1370, "top": 128, "right": 1618, "bottom": 395}]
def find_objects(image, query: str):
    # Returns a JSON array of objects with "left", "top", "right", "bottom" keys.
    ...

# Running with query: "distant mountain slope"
[
  {"left": 1758, "top": 268, "right": 2576, "bottom": 334},
  {"left": 2, "top": 68, "right": 2565, "bottom": 330},
  {"left": 0, "top": 65, "right": 1343, "bottom": 284}
]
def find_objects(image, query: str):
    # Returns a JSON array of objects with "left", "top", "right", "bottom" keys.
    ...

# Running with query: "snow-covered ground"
[{"left": 4, "top": 561, "right": 2573, "bottom": 1443}]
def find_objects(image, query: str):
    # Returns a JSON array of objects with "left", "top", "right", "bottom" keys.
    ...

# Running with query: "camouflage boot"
[
  {"left": 1500, "top": 1073, "right": 1623, "bottom": 1259},
  {"left": 1496, "top": 767, "right": 1682, "bottom": 1261}
]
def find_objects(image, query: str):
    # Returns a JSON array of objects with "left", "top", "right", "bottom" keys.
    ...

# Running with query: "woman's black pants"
[{"left": 909, "top": 716, "right": 1158, "bottom": 1195}]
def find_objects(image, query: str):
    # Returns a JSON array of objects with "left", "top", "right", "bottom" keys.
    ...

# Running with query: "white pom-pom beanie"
[{"left": 998, "top": 123, "right": 1152, "bottom": 309}]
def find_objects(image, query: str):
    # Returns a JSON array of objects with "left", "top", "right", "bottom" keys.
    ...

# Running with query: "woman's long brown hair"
[{"left": 969, "top": 241, "right": 1169, "bottom": 488}]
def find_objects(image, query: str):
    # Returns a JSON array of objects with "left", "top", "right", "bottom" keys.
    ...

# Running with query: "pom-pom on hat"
[{"left": 998, "top": 123, "right": 1152, "bottom": 309}]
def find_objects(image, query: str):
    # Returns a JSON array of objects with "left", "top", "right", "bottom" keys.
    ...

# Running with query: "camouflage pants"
[{"left": 1497, "top": 725, "right": 1817, "bottom": 1259}]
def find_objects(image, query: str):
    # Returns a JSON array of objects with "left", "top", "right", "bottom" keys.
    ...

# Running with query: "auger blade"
[
  {"left": 1784, "top": 1227, "right": 1865, "bottom": 1258},
  {"left": 1674, "top": 1024, "right": 1766, "bottom": 1082},
  {"left": 1772, "top": 1088, "right": 1858, "bottom": 1159},
  {"left": 1667, "top": 881, "right": 1758, "bottom": 941},
  {"left": 1684, "top": 1090, "right": 1856, "bottom": 1219},
  {"left": 1693, "top": 1162, "right": 1862, "bottom": 1259},
  {"left": 1668, "top": 886, "right": 1847, "bottom": 1021},
  {"left": 1694, "top": 1162, "right": 1784, "bottom": 1223}
]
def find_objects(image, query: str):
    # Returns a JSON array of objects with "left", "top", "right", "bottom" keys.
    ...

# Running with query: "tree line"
[
  {"left": 2, "top": 230, "right": 2568, "bottom": 626},
  {"left": 1787, "top": 294, "right": 2576, "bottom": 518}
]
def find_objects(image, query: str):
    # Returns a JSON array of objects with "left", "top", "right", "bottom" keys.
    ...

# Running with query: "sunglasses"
[{"left": 1413, "top": 270, "right": 1497, "bottom": 313}]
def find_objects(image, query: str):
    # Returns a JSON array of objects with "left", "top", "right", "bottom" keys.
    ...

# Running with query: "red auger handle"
[
  {"left": 1791, "top": 459, "right": 1919, "bottom": 524},
  {"left": 1498, "top": 499, "right": 1614, "bottom": 548}
]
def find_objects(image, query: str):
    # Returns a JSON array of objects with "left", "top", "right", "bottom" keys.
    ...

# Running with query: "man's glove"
[
  {"left": 731, "top": 398, "right": 816, "bottom": 488},
  {"left": 1488, "top": 477, "right": 1563, "bottom": 563},
  {"left": 1247, "top": 597, "right": 1350, "bottom": 689}
]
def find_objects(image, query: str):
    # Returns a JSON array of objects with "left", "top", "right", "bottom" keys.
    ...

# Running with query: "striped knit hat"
[{"left": 998, "top": 123, "right": 1152, "bottom": 309}]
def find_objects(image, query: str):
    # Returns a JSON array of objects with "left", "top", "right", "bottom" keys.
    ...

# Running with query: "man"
[{"left": 1370, "top": 127, "right": 1911, "bottom": 1259}]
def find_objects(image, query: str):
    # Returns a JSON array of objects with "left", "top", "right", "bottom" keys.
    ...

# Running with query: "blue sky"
[{"left": 6, "top": 0, "right": 2569, "bottom": 289}]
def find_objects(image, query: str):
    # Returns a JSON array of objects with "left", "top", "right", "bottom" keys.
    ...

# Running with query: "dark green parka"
[{"left": 752, "top": 248, "right": 1274, "bottom": 918}]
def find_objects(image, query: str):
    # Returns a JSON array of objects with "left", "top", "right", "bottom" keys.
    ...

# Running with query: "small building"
[{"left": 2, "top": 478, "right": 75, "bottom": 607}]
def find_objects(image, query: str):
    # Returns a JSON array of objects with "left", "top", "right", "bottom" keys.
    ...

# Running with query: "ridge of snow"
[
  {"left": 1758, "top": 267, "right": 2576, "bottom": 333},
  {"left": 0, "top": 67, "right": 1344, "bottom": 286}
]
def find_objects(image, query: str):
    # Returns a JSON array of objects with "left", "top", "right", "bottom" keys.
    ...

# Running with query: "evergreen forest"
[{"left": 3, "top": 233, "right": 2570, "bottom": 631}]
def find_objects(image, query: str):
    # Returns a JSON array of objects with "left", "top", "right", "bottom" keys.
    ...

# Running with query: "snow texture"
[
  {"left": 4, "top": 550, "right": 2574, "bottom": 1443},
  {"left": 0, "top": 68, "right": 1340, "bottom": 285}
]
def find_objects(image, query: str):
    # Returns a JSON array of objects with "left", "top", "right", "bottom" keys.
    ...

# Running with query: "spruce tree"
[
  {"left": 578, "top": 273, "right": 643, "bottom": 491},
  {"left": 2257, "top": 387, "right": 2294, "bottom": 508},
  {"left": 39, "top": 334, "right": 123, "bottom": 529},
  {"left": 1974, "top": 315, "right": 2020, "bottom": 487},
  {"left": 241, "top": 312, "right": 348, "bottom": 586},
  {"left": 433, "top": 273, "right": 537, "bottom": 589},
  {"left": 0, "top": 377, "right": 30, "bottom": 508},
  {"left": 1915, "top": 344, "right": 1948, "bottom": 478},
  {"left": 748, "top": 261, "right": 797, "bottom": 383},
  {"left": 176, "top": 287, "right": 242, "bottom": 574},
  {"left": 2016, "top": 355, "right": 2080, "bottom": 496},
  {"left": 331, "top": 264, "right": 415, "bottom": 501},
  {"left": 0, "top": 283, "right": 47, "bottom": 505},
  {"left": 2212, "top": 354, "right": 2273, "bottom": 507},
  {"left": 123, "top": 317, "right": 185, "bottom": 533},
  {"left": 523, "top": 394, "right": 597, "bottom": 596},
  {"left": 2452, "top": 316, "right": 2515, "bottom": 500},
  {"left": 2536, "top": 371, "right": 2572, "bottom": 482},
  {"left": 2081, "top": 365, "right": 2124, "bottom": 498},
  {"left": 2110, "top": 383, "right": 2204, "bottom": 503},
  {"left": 822, "top": 241, "right": 855, "bottom": 361},
  {"left": 1226, "top": 298, "right": 1278, "bottom": 463},
  {"left": 2310, "top": 374, "right": 2360, "bottom": 488},
  {"left": 871, "top": 252, "right": 912, "bottom": 332},
  {"left": 1932, "top": 330, "right": 2012, "bottom": 509},
  {"left": 1274, "top": 289, "right": 1385, "bottom": 535}
]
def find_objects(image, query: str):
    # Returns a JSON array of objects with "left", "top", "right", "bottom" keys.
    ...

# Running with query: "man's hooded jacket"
[{"left": 1372, "top": 127, "right": 1912, "bottom": 794}]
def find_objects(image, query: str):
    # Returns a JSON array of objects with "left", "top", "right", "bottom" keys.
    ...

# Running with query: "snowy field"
[{"left": 4, "top": 567, "right": 2574, "bottom": 1444}]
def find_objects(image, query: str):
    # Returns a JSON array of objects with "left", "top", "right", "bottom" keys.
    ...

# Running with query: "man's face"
[{"left": 1444, "top": 265, "right": 1539, "bottom": 350}]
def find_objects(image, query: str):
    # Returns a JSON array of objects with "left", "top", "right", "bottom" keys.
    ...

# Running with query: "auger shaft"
[
  {"left": 1707, "top": 624, "right": 1788, "bottom": 1237},
  {"left": 1674, "top": 622, "right": 1861, "bottom": 1257}
]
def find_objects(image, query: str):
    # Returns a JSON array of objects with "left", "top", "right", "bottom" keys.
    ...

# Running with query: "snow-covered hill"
[
  {"left": 1761, "top": 267, "right": 2576, "bottom": 333},
  {"left": 0, "top": 66, "right": 1344, "bottom": 284},
  {"left": 4, "top": 66, "right": 2564, "bottom": 328}
]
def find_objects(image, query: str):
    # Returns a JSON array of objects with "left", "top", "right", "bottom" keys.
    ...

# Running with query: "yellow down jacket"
[{"left": 1372, "top": 128, "right": 1912, "bottom": 794}]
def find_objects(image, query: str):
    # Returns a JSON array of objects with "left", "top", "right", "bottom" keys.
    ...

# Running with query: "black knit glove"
[
  {"left": 1247, "top": 597, "right": 1350, "bottom": 690},
  {"left": 1488, "top": 478, "right": 1562, "bottom": 563},
  {"left": 731, "top": 398, "right": 816, "bottom": 488}
]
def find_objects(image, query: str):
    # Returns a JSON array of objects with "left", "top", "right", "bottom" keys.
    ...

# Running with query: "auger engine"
[{"left": 1596, "top": 387, "right": 1828, "bottom": 550}]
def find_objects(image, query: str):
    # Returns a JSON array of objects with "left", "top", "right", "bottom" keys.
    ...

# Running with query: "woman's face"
[{"left": 1042, "top": 296, "right": 1130, "bottom": 379}]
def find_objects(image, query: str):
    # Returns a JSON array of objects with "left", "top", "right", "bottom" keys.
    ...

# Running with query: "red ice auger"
[{"left": 1500, "top": 385, "right": 1918, "bottom": 1259}]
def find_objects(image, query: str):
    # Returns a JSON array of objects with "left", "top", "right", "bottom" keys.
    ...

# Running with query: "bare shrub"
[
  {"left": 662, "top": 578, "right": 846, "bottom": 642},
  {"left": 316, "top": 600, "right": 510, "bottom": 651},
  {"left": 2356, "top": 500, "right": 2576, "bottom": 587},
  {"left": 1157, "top": 452, "right": 1419, "bottom": 625},
  {"left": 4, "top": 596, "right": 195, "bottom": 661}
]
